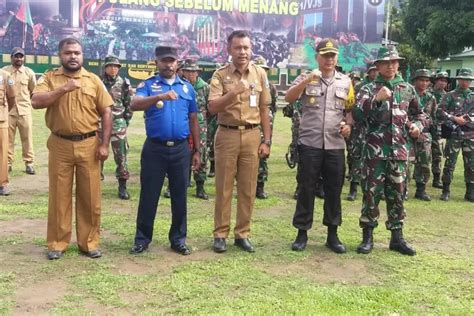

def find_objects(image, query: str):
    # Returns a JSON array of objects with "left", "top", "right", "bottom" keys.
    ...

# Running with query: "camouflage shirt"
[
  {"left": 353, "top": 74, "right": 427, "bottom": 161},
  {"left": 102, "top": 74, "right": 132, "bottom": 120},
  {"left": 193, "top": 76, "right": 209, "bottom": 115},
  {"left": 439, "top": 88, "right": 474, "bottom": 138},
  {"left": 415, "top": 89, "right": 437, "bottom": 132}
]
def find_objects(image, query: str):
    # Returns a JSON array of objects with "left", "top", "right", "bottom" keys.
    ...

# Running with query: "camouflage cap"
[
  {"left": 374, "top": 45, "right": 404, "bottom": 63},
  {"left": 433, "top": 71, "right": 449, "bottom": 80},
  {"left": 103, "top": 55, "right": 121, "bottom": 68},
  {"left": 413, "top": 69, "right": 431, "bottom": 80},
  {"left": 181, "top": 59, "right": 201, "bottom": 71},
  {"left": 455, "top": 68, "right": 474, "bottom": 80},
  {"left": 316, "top": 38, "right": 339, "bottom": 55},
  {"left": 253, "top": 56, "right": 269, "bottom": 70},
  {"left": 366, "top": 64, "right": 377, "bottom": 73},
  {"left": 350, "top": 71, "right": 361, "bottom": 79},
  {"left": 177, "top": 59, "right": 185, "bottom": 70}
]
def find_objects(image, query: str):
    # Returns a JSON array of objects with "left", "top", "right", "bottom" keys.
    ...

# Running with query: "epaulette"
[{"left": 45, "top": 67, "right": 58, "bottom": 74}]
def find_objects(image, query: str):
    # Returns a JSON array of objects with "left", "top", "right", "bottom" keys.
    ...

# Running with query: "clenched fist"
[{"left": 375, "top": 86, "right": 392, "bottom": 102}]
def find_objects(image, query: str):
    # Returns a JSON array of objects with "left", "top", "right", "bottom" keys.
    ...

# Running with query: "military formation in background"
[{"left": 1, "top": 34, "right": 473, "bottom": 261}]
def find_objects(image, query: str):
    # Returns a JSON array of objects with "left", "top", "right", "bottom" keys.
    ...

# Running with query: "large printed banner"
[{"left": 0, "top": 0, "right": 385, "bottom": 83}]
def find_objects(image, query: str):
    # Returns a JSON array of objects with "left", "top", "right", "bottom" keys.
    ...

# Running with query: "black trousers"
[{"left": 293, "top": 144, "right": 345, "bottom": 230}]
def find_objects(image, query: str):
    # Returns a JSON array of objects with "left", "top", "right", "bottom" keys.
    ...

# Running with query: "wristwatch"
[
  {"left": 193, "top": 147, "right": 201, "bottom": 154},
  {"left": 262, "top": 140, "right": 272, "bottom": 147}
]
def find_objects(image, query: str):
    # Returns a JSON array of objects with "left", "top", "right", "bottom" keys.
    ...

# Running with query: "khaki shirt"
[
  {"left": 0, "top": 70, "right": 16, "bottom": 128},
  {"left": 33, "top": 67, "right": 113, "bottom": 135},
  {"left": 2, "top": 65, "right": 35, "bottom": 116},
  {"left": 208, "top": 63, "right": 271, "bottom": 125}
]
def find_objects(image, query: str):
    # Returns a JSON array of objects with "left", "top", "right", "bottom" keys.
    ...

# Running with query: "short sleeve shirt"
[
  {"left": 208, "top": 63, "right": 271, "bottom": 125},
  {"left": 0, "top": 70, "right": 15, "bottom": 128},
  {"left": 2, "top": 65, "right": 36, "bottom": 116},
  {"left": 33, "top": 67, "right": 113, "bottom": 135}
]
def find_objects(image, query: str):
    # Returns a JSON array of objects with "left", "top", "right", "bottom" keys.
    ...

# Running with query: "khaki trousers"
[
  {"left": 214, "top": 126, "right": 260, "bottom": 239},
  {"left": 47, "top": 134, "right": 102, "bottom": 252},
  {"left": 9, "top": 113, "right": 34, "bottom": 166},
  {"left": 0, "top": 128, "right": 8, "bottom": 187}
]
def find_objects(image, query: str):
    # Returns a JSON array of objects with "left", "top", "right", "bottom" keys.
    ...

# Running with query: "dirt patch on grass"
[
  {"left": 0, "top": 219, "right": 46, "bottom": 240},
  {"left": 13, "top": 279, "right": 68, "bottom": 315}
]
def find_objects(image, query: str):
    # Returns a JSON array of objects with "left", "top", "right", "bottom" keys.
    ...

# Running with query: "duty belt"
[
  {"left": 149, "top": 138, "right": 187, "bottom": 147},
  {"left": 53, "top": 131, "right": 97, "bottom": 141},
  {"left": 219, "top": 123, "right": 260, "bottom": 130}
]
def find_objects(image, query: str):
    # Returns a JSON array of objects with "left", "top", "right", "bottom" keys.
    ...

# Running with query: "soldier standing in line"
[
  {"left": 206, "top": 63, "right": 222, "bottom": 178},
  {"left": 100, "top": 55, "right": 133, "bottom": 200},
  {"left": 353, "top": 46, "right": 427, "bottom": 256},
  {"left": 439, "top": 68, "right": 474, "bottom": 202},
  {"left": 282, "top": 99, "right": 302, "bottom": 200},
  {"left": 0, "top": 69, "right": 16, "bottom": 196},
  {"left": 430, "top": 71, "right": 449, "bottom": 189},
  {"left": 254, "top": 56, "right": 277, "bottom": 199},
  {"left": 412, "top": 69, "right": 437, "bottom": 201},
  {"left": 181, "top": 59, "right": 210, "bottom": 200}
]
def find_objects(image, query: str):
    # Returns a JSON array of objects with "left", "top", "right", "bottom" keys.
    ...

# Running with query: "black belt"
[
  {"left": 53, "top": 131, "right": 97, "bottom": 141},
  {"left": 149, "top": 138, "right": 187, "bottom": 147},
  {"left": 219, "top": 123, "right": 259, "bottom": 130}
]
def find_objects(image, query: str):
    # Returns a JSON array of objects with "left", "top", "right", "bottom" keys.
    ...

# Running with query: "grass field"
[{"left": 0, "top": 109, "right": 473, "bottom": 315}]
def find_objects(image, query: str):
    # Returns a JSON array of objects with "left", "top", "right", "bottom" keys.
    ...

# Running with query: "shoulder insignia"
[
  {"left": 8, "top": 78, "right": 14, "bottom": 86},
  {"left": 211, "top": 77, "right": 220, "bottom": 86},
  {"left": 183, "top": 84, "right": 189, "bottom": 94},
  {"left": 137, "top": 82, "right": 145, "bottom": 89}
]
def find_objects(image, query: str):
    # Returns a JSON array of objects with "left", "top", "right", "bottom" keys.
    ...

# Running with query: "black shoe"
[
  {"left": 440, "top": 183, "right": 450, "bottom": 201},
  {"left": 8, "top": 165, "right": 12, "bottom": 173},
  {"left": 196, "top": 182, "right": 209, "bottom": 200},
  {"left": 25, "top": 165, "right": 35, "bottom": 175},
  {"left": 346, "top": 182, "right": 358, "bottom": 201},
  {"left": 325, "top": 226, "right": 347, "bottom": 254},
  {"left": 163, "top": 187, "right": 171, "bottom": 198},
  {"left": 47, "top": 250, "right": 63, "bottom": 260},
  {"left": 389, "top": 229, "right": 416, "bottom": 256},
  {"left": 356, "top": 227, "right": 374, "bottom": 254},
  {"left": 213, "top": 238, "right": 227, "bottom": 253},
  {"left": 171, "top": 244, "right": 191, "bottom": 256},
  {"left": 464, "top": 183, "right": 474, "bottom": 202},
  {"left": 256, "top": 182, "right": 268, "bottom": 199},
  {"left": 291, "top": 229, "right": 307, "bottom": 251},
  {"left": 432, "top": 173, "right": 443, "bottom": 188},
  {"left": 118, "top": 179, "right": 130, "bottom": 200},
  {"left": 129, "top": 244, "right": 148, "bottom": 254},
  {"left": 0, "top": 186, "right": 11, "bottom": 196},
  {"left": 234, "top": 238, "right": 255, "bottom": 253},
  {"left": 80, "top": 249, "right": 102, "bottom": 259},
  {"left": 414, "top": 183, "right": 431, "bottom": 201}
]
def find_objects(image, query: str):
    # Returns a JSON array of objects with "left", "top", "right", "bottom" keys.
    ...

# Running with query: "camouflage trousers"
[
  {"left": 207, "top": 115, "right": 218, "bottom": 164},
  {"left": 441, "top": 137, "right": 474, "bottom": 184},
  {"left": 193, "top": 112, "right": 208, "bottom": 183},
  {"left": 257, "top": 110, "right": 275, "bottom": 184},
  {"left": 431, "top": 136, "right": 443, "bottom": 175},
  {"left": 346, "top": 125, "right": 365, "bottom": 184},
  {"left": 360, "top": 159, "right": 407, "bottom": 230},
  {"left": 99, "top": 119, "right": 130, "bottom": 180},
  {"left": 413, "top": 134, "right": 432, "bottom": 184}
]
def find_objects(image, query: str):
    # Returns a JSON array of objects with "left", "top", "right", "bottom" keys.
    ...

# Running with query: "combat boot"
[
  {"left": 291, "top": 229, "right": 307, "bottom": 251},
  {"left": 356, "top": 227, "right": 374, "bottom": 254},
  {"left": 118, "top": 179, "right": 130, "bottom": 200},
  {"left": 346, "top": 181, "right": 358, "bottom": 201},
  {"left": 195, "top": 181, "right": 209, "bottom": 200},
  {"left": 440, "top": 183, "right": 450, "bottom": 201},
  {"left": 464, "top": 183, "right": 474, "bottom": 202},
  {"left": 389, "top": 229, "right": 416, "bottom": 256},
  {"left": 414, "top": 183, "right": 431, "bottom": 201},
  {"left": 256, "top": 182, "right": 268, "bottom": 199},
  {"left": 432, "top": 173, "right": 442, "bottom": 188},
  {"left": 208, "top": 161, "right": 215, "bottom": 178},
  {"left": 325, "top": 225, "right": 346, "bottom": 254}
]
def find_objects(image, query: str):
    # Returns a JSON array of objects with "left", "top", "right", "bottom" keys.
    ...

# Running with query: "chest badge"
[{"left": 309, "top": 97, "right": 316, "bottom": 104}]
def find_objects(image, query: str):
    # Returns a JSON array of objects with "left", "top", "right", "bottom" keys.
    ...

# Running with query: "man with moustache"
[
  {"left": 2, "top": 47, "right": 36, "bottom": 174},
  {"left": 129, "top": 46, "right": 200, "bottom": 256},
  {"left": 285, "top": 38, "right": 354, "bottom": 254},
  {"left": 32, "top": 37, "right": 113, "bottom": 260},
  {"left": 208, "top": 30, "right": 271, "bottom": 253}
]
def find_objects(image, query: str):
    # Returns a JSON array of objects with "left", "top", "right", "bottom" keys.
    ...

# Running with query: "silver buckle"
[
  {"left": 165, "top": 141, "right": 175, "bottom": 146},
  {"left": 238, "top": 125, "right": 245, "bottom": 130}
]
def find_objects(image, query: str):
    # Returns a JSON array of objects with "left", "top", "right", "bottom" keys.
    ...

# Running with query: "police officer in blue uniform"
[{"left": 129, "top": 46, "right": 201, "bottom": 256}]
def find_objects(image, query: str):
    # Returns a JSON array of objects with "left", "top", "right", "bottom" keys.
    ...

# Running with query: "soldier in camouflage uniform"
[
  {"left": 206, "top": 64, "right": 222, "bottom": 178},
  {"left": 439, "top": 68, "right": 474, "bottom": 202},
  {"left": 254, "top": 56, "right": 277, "bottom": 199},
  {"left": 181, "top": 59, "right": 210, "bottom": 200},
  {"left": 282, "top": 99, "right": 302, "bottom": 199},
  {"left": 353, "top": 46, "right": 428, "bottom": 256},
  {"left": 430, "top": 71, "right": 449, "bottom": 188},
  {"left": 100, "top": 55, "right": 133, "bottom": 200},
  {"left": 411, "top": 69, "right": 437, "bottom": 201}
]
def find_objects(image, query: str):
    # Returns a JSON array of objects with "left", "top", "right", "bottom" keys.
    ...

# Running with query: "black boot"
[
  {"left": 464, "top": 183, "right": 474, "bottom": 202},
  {"left": 440, "top": 183, "right": 450, "bottom": 201},
  {"left": 291, "top": 229, "right": 307, "bottom": 251},
  {"left": 325, "top": 225, "right": 346, "bottom": 254},
  {"left": 389, "top": 229, "right": 416, "bottom": 256},
  {"left": 346, "top": 182, "right": 358, "bottom": 201},
  {"left": 256, "top": 182, "right": 268, "bottom": 199},
  {"left": 195, "top": 181, "right": 209, "bottom": 200},
  {"left": 118, "top": 179, "right": 130, "bottom": 200},
  {"left": 356, "top": 227, "right": 374, "bottom": 254},
  {"left": 208, "top": 161, "right": 215, "bottom": 178},
  {"left": 414, "top": 182, "right": 431, "bottom": 201},
  {"left": 432, "top": 173, "right": 442, "bottom": 188}
]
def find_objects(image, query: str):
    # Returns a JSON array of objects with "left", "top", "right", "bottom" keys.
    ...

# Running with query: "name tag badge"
[{"left": 250, "top": 94, "right": 257, "bottom": 107}]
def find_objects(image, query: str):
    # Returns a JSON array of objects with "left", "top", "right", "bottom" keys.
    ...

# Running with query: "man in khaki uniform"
[
  {"left": 208, "top": 30, "right": 272, "bottom": 253},
  {"left": 0, "top": 70, "right": 16, "bottom": 196},
  {"left": 32, "top": 38, "right": 113, "bottom": 260},
  {"left": 2, "top": 47, "right": 36, "bottom": 174}
]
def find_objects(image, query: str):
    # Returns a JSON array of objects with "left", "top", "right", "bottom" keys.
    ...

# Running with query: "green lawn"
[{"left": 0, "top": 109, "right": 473, "bottom": 314}]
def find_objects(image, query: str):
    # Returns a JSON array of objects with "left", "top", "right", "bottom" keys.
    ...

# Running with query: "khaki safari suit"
[
  {"left": 0, "top": 70, "right": 15, "bottom": 188},
  {"left": 2, "top": 65, "right": 36, "bottom": 167},
  {"left": 33, "top": 67, "right": 113, "bottom": 252},
  {"left": 209, "top": 63, "right": 271, "bottom": 238}
]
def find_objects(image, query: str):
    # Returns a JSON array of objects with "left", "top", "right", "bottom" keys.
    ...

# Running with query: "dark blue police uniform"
[{"left": 133, "top": 74, "right": 197, "bottom": 248}]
